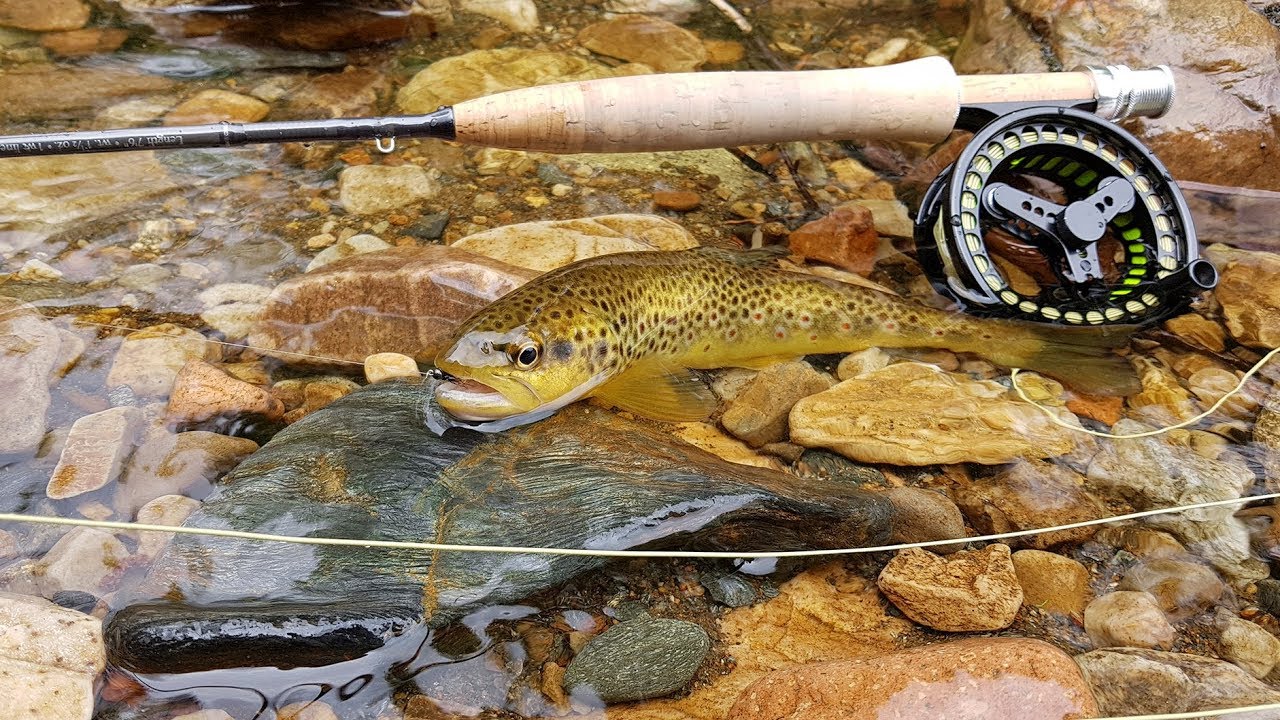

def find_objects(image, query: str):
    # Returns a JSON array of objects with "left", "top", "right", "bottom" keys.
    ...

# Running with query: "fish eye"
[{"left": 513, "top": 341, "right": 541, "bottom": 369}]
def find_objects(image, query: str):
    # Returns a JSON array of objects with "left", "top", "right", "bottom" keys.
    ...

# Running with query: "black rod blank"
[{"left": 0, "top": 108, "right": 456, "bottom": 159}]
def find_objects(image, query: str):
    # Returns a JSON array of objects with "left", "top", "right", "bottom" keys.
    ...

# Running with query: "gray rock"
[
  {"left": 406, "top": 212, "right": 449, "bottom": 241},
  {"left": 36, "top": 527, "right": 128, "bottom": 596},
  {"left": 565, "top": 617, "right": 711, "bottom": 703},
  {"left": 337, "top": 165, "right": 437, "bottom": 216},
  {"left": 882, "top": 486, "right": 967, "bottom": 554},
  {"left": 106, "top": 323, "right": 219, "bottom": 398},
  {"left": 1083, "top": 591, "right": 1174, "bottom": 650},
  {"left": 0, "top": 298, "right": 62, "bottom": 455},
  {"left": 106, "top": 379, "right": 893, "bottom": 677},
  {"left": 703, "top": 573, "right": 756, "bottom": 607},
  {"left": 1075, "top": 647, "right": 1280, "bottom": 717}
]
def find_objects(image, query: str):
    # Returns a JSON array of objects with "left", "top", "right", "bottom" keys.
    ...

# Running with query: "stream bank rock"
[
  {"left": 789, "top": 363, "right": 1082, "bottom": 465},
  {"left": 106, "top": 379, "right": 894, "bottom": 682},
  {"left": 249, "top": 245, "right": 536, "bottom": 365},
  {"left": 953, "top": 0, "right": 1280, "bottom": 191},
  {"left": 732, "top": 638, "right": 1098, "bottom": 720},
  {"left": 876, "top": 544, "right": 1023, "bottom": 632}
]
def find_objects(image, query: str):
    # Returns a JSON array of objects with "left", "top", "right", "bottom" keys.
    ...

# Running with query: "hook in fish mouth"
[{"left": 434, "top": 376, "right": 523, "bottom": 422}]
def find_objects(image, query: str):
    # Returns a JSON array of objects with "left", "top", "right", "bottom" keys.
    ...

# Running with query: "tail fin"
[{"left": 990, "top": 322, "right": 1139, "bottom": 397}]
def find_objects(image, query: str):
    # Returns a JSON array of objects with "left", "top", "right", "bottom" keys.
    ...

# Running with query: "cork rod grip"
[{"left": 452, "top": 57, "right": 965, "bottom": 154}]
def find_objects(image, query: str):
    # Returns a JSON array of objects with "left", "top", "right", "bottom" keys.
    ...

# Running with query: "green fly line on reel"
[{"left": 915, "top": 104, "right": 1219, "bottom": 327}]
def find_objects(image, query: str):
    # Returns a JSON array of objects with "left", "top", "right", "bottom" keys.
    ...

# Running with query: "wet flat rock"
[
  {"left": 108, "top": 379, "right": 894, "bottom": 674},
  {"left": 731, "top": 638, "right": 1098, "bottom": 720},
  {"left": 249, "top": 245, "right": 537, "bottom": 365}
]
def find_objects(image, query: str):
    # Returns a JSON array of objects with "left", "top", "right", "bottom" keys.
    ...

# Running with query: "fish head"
[{"left": 433, "top": 293, "right": 619, "bottom": 422}]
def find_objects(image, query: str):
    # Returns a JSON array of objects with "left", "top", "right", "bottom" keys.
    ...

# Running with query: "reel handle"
[{"left": 451, "top": 59, "right": 1175, "bottom": 154}]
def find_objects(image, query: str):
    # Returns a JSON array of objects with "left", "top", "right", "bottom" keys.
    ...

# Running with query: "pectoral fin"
[{"left": 594, "top": 361, "right": 718, "bottom": 422}]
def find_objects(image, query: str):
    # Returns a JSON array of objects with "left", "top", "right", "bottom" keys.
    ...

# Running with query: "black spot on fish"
[{"left": 549, "top": 340, "right": 573, "bottom": 362}]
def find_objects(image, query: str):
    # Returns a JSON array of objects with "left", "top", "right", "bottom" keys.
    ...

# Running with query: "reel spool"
[{"left": 914, "top": 104, "right": 1219, "bottom": 326}]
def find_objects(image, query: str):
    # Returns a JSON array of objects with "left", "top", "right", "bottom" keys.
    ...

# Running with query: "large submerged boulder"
[{"left": 106, "top": 379, "right": 894, "bottom": 677}]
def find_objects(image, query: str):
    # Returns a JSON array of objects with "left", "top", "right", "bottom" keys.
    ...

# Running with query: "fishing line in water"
[
  {"left": 0, "top": 492, "right": 1274, "bottom": 558},
  {"left": 1011, "top": 345, "right": 1280, "bottom": 440},
  {"left": 1099, "top": 704, "right": 1280, "bottom": 720}
]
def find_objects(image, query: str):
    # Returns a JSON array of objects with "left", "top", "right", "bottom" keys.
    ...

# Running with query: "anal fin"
[{"left": 594, "top": 360, "right": 718, "bottom": 422}]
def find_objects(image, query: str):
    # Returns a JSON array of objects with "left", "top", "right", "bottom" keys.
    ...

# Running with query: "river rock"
[
  {"left": 0, "top": 0, "right": 87, "bottom": 31},
  {"left": 0, "top": 299, "right": 64, "bottom": 455},
  {"left": 731, "top": 637, "right": 1098, "bottom": 720},
  {"left": 364, "top": 352, "right": 419, "bottom": 384},
  {"left": 0, "top": 150, "right": 176, "bottom": 245},
  {"left": 134, "top": 494, "right": 201, "bottom": 562},
  {"left": 882, "top": 487, "right": 968, "bottom": 553},
  {"left": 1128, "top": 359, "right": 1201, "bottom": 425},
  {"left": 565, "top": 616, "right": 710, "bottom": 703},
  {"left": 338, "top": 165, "right": 438, "bottom": 216},
  {"left": 876, "top": 544, "right": 1023, "bottom": 632},
  {"left": 397, "top": 47, "right": 650, "bottom": 113},
  {"left": 1216, "top": 609, "right": 1280, "bottom": 680},
  {"left": 1117, "top": 557, "right": 1226, "bottom": 622},
  {"left": 607, "top": 561, "right": 913, "bottom": 720},
  {"left": 671, "top": 422, "right": 783, "bottom": 471},
  {"left": 35, "top": 528, "right": 128, "bottom": 596},
  {"left": 46, "top": 406, "right": 145, "bottom": 500},
  {"left": 1075, "top": 648, "right": 1280, "bottom": 716},
  {"left": 577, "top": 15, "right": 707, "bottom": 72},
  {"left": 164, "top": 90, "right": 269, "bottom": 125},
  {"left": 1086, "top": 419, "right": 1265, "bottom": 582},
  {"left": 1013, "top": 550, "right": 1090, "bottom": 617},
  {"left": 115, "top": 430, "right": 258, "bottom": 514},
  {"left": 1213, "top": 246, "right": 1280, "bottom": 348},
  {"left": 956, "top": 460, "right": 1109, "bottom": 550},
  {"left": 250, "top": 245, "right": 536, "bottom": 365},
  {"left": 106, "top": 379, "right": 895, "bottom": 678},
  {"left": 954, "top": 0, "right": 1280, "bottom": 191},
  {"left": 305, "top": 233, "right": 391, "bottom": 273},
  {"left": 790, "top": 363, "right": 1082, "bottom": 465},
  {"left": 451, "top": 214, "right": 698, "bottom": 272},
  {"left": 721, "top": 361, "right": 833, "bottom": 447},
  {"left": 1083, "top": 591, "right": 1175, "bottom": 651},
  {"left": 0, "top": 591, "right": 102, "bottom": 720},
  {"left": 106, "top": 324, "right": 219, "bottom": 398},
  {"left": 283, "top": 67, "right": 389, "bottom": 119},
  {"left": 166, "top": 360, "right": 284, "bottom": 425},
  {"left": 787, "top": 203, "right": 878, "bottom": 275},
  {"left": 39, "top": 27, "right": 130, "bottom": 56},
  {"left": 456, "top": 0, "right": 538, "bottom": 32}
]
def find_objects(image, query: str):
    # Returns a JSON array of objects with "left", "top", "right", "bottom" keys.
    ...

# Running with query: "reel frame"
[{"left": 914, "top": 102, "right": 1219, "bottom": 327}]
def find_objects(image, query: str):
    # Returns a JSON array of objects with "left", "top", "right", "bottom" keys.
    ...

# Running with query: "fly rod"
[{"left": 0, "top": 58, "right": 1173, "bottom": 158}]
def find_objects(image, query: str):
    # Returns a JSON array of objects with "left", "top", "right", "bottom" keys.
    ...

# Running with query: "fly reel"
[{"left": 914, "top": 101, "right": 1218, "bottom": 327}]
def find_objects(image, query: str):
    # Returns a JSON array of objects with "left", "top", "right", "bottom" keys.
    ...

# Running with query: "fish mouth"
[{"left": 434, "top": 377, "right": 525, "bottom": 421}]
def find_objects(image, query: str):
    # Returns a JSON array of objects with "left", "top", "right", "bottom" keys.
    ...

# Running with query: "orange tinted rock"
[
  {"left": 40, "top": 28, "right": 129, "bottom": 56},
  {"left": 249, "top": 245, "right": 536, "bottom": 366},
  {"left": 652, "top": 190, "right": 702, "bottom": 211},
  {"left": 1066, "top": 393, "right": 1124, "bottom": 426},
  {"left": 164, "top": 90, "right": 269, "bottom": 125},
  {"left": 166, "top": 360, "right": 284, "bottom": 424},
  {"left": 876, "top": 544, "right": 1023, "bottom": 632},
  {"left": 787, "top": 203, "right": 878, "bottom": 275},
  {"left": 732, "top": 637, "right": 1098, "bottom": 720},
  {"left": 0, "top": 0, "right": 88, "bottom": 31}
]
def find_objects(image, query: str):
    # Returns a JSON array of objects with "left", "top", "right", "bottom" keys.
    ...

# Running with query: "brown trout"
[{"left": 434, "top": 247, "right": 1135, "bottom": 425}]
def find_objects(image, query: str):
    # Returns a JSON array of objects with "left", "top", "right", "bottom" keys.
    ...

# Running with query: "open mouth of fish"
[{"left": 434, "top": 376, "right": 522, "bottom": 421}]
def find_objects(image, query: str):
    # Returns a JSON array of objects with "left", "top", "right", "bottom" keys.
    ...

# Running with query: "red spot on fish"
[
  {"left": 885, "top": 322, "right": 897, "bottom": 331},
  {"left": 753, "top": 312, "right": 763, "bottom": 321},
  {"left": 809, "top": 334, "right": 818, "bottom": 341},
  {"left": 801, "top": 314, "right": 810, "bottom": 323},
  {"left": 842, "top": 322, "right": 851, "bottom": 331},
  {"left": 728, "top": 329, "right": 737, "bottom": 337},
  {"left": 775, "top": 330, "right": 785, "bottom": 339}
]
